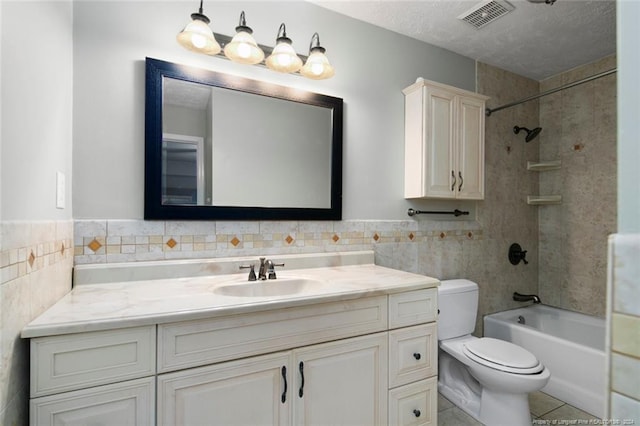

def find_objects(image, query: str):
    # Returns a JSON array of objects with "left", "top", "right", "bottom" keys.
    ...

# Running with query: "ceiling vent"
[{"left": 458, "top": 0, "right": 515, "bottom": 29}]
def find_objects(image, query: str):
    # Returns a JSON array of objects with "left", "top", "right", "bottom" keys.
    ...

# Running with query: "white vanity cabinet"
[
  {"left": 25, "top": 255, "right": 439, "bottom": 426},
  {"left": 403, "top": 78, "right": 488, "bottom": 200}
]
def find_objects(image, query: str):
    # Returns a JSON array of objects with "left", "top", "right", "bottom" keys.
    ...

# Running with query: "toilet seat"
[{"left": 463, "top": 338, "right": 543, "bottom": 374}]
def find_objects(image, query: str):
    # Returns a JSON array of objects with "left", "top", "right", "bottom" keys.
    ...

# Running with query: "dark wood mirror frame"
[{"left": 144, "top": 57, "right": 343, "bottom": 220}]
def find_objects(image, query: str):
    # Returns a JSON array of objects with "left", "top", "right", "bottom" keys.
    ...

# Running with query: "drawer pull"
[
  {"left": 413, "top": 409, "right": 421, "bottom": 417},
  {"left": 281, "top": 366, "right": 287, "bottom": 403},
  {"left": 298, "top": 361, "right": 305, "bottom": 398},
  {"left": 413, "top": 352, "right": 421, "bottom": 360}
]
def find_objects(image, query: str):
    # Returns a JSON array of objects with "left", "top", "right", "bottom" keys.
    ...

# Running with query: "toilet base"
[
  {"left": 479, "top": 388, "right": 532, "bottom": 426},
  {"left": 438, "top": 347, "right": 538, "bottom": 426}
]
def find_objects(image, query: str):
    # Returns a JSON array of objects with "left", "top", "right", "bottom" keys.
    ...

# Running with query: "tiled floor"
[{"left": 438, "top": 391, "right": 600, "bottom": 425}]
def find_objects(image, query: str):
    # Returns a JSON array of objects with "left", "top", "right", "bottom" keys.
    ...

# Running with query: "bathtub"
[{"left": 484, "top": 304, "right": 606, "bottom": 418}]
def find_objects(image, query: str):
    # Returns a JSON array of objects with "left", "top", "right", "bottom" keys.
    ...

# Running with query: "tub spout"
[{"left": 513, "top": 292, "right": 541, "bottom": 304}]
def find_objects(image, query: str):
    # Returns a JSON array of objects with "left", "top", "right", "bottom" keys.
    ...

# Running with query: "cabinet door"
[
  {"left": 456, "top": 95, "right": 485, "bottom": 200},
  {"left": 158, "top": 352, "right": 291, "bottom": 426},
  {"left": 424, "top": 86, "right": 456, "bottom": 199},
  {"left": 293, "top": 332, "right": 388, "bottom": 426}
]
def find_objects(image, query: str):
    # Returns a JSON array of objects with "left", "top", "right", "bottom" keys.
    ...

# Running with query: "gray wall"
[
  {"left": 72, "top": 1, "right": 476, "bottom": 220},
  {"left": 0, "top": 1, "right": 75, "bottom": 422},
  {"left": 1, "top": 1, "right": 73, "bottom": 221}
]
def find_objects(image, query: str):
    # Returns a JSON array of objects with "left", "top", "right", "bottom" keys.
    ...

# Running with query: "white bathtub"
[{"left": 484, "top": 304, "right": 606, "bottom": 418}]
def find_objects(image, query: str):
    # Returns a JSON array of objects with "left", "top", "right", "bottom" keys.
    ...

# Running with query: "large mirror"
[{"left": 145, "top": 58, "right": 343, "bottom": 220}]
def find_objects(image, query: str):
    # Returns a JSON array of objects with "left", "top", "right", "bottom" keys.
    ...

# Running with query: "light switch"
[{"left": 56, "top": 171, "right": 65, "bottom": 209}]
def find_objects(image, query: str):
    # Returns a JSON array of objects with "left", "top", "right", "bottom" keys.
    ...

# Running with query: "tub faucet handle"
[{"left": 509, "top": 243, "right": 529, "bottom": 265}]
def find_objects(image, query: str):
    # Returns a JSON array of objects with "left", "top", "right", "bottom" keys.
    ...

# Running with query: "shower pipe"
[
  {"left": 485, "top": 68, "right": 617, "bottom": 116},
  {"left": 407, "top": 208, "right": 469, "bottom": 217}
]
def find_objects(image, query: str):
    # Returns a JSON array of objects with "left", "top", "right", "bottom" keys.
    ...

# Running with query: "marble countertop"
[{"left": 22, "top": 263, "right": 439, "bottom": 338}]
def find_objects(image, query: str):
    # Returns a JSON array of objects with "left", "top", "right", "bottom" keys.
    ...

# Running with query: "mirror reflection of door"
[{"left": 162, "top": 133, "right": 204, "bottom": 205}]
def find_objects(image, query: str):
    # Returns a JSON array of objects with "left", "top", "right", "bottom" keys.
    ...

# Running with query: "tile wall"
[
  {"left": 0, "top": 221, "right": 73, "bottom": 424},
  {"left": 74, "top": 218, "right": 482, "bottom": 272},
  {"left": 538, "top": 55, "right": 617, "bottom": 317},
  {"left": 607, "top": 233, "right": 640, "bottom": 421}
]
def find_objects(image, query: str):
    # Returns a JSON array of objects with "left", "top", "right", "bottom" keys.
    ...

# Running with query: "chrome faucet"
[
  {"left": 513, "top": 292, "right": 541, "bottom": 304},
  {"left": 258, "top": 257, "right": 285, "bottom": 280}
]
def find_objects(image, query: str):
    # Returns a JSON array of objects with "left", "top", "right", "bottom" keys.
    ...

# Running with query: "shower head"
[{"left": 513, "top": 126, "right": 542, "bottom": 142}]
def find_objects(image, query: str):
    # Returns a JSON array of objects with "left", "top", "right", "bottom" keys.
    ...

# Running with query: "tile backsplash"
[{"left": 74, "top": 219, "right": 483, "bottom": 265}]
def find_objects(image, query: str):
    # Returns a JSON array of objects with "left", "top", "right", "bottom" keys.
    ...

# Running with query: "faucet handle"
[
  {"left": 267, "top": 261, "right": 285, "bottom": 279},
  {"left": 239, "top": 264, "right": 257, "bottom": 281}
]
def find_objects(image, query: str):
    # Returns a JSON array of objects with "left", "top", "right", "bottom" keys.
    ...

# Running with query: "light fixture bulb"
[
  {"left": 301, "top": 48, "right": 334, "bottom": 80},
  {"left": 223, "top": 12, "right": 265, "bottom": 65},
  {"left": 177, "top": 11, "right": 221, "bottom": 55},
  {"left": 265, "top": 24, "right": 302, "bottom": 73},
  {"left": 300, "top": 34, "right": 335, "bottom": 80}
]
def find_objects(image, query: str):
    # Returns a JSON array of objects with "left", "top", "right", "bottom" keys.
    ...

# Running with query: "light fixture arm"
[
  {"left": 308, "top": 32, "right": 326, "bottom": 54},
  {"left": 236, "top": 10, "right": 252, "bottom": 33},
  {"left": 191, "top": 0, "right": 210, "bottom": 24}
]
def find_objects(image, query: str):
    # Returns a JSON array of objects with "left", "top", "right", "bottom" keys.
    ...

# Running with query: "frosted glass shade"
[
  {"left": 300, "top": 49, "right": 335, "bottom": 80},
  {"left": 177, "top": 19, "right": 221, "bottom": 55},
  {"left": 224, "top": 30, "right": 265, "bottom": 65},
  {"left": 265, "top": 41, "right": 302, "bottom": 73}
]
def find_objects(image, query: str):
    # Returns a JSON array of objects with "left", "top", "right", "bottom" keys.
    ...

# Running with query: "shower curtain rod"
[{"left": 485, "top": 68, "right": 617, "bottom": 116}]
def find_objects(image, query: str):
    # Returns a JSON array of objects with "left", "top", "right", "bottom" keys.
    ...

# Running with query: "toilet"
[{"left": 437, "top": 279, "right": 550, "bottom": 426}]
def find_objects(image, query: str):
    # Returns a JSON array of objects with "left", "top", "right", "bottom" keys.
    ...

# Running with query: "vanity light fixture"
[
  {"left": 223, "top": 11, "right": 264, "bottom": 65},
  {"left": 176, "top": 0, "right": 221, "bottom": 55},
  {"left": 300, "top": 33, "right": 335, "bottom": 80},
  {"left": 265, "top": 23, "right": 303, "bottom": 74},
  {"left": 176, "top": 1, "right": 334, "bottom": 79}
]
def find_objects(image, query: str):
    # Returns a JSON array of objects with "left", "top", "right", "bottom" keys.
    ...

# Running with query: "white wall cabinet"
[
  {"left": 404, "top": 78, "right": 488, "bottom": 200},
  {"left": 29, "top": 289, "right": 438, "bottom": 426}
]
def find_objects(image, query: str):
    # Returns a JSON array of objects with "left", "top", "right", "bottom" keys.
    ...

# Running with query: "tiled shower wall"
[
  {"left": 0, "top": 221, "right": 73, "bottom": 423},
  {"left": 538, "top": 55, "right": 617, "bottom": 317},
  {"left": 607, "top": 234, "right": 640, "bottom": 419},
  {"left": 74, "top": 62, "right": 541, "bottom": 336}
]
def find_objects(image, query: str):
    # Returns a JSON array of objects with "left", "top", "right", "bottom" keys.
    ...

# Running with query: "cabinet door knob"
[
  {"left": 413, "top": 409, "right": 421, "bottom": 417},
  {"left": 413, "top": 352, "right": 421, "bottom": 360},
  {"left": 458, "top": 171, "right": 464, "bottom": 191},
  {"left": 451, "top": 170, "right": 456, "bottom": 191}
]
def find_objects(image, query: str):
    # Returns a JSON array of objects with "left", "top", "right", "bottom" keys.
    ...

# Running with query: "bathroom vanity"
[{"left": 22, "top": 251, "right": 439, "bottom": 425}]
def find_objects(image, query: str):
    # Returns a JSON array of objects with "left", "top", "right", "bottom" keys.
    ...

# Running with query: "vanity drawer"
[
  {"left": 389, "top": 323, "right": 437, "bottom": 388},
  {"left": 388, "top": 377, "right": 438, "bottom": 426},
  {"left": 30, "top": 377, "right": 155, "bottom": 426},
  {"left": 388, "top": 288, "right": 437, "bottom": 329},
  {"left": 158, "top": 295, "right": 388, "bottom": 373},
  {"left": 30, "top": 326, "right": 156, "bottom": 397}
]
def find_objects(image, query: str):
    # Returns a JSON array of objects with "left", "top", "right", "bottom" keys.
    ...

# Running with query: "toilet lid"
[{"left": 463, "top": 337, "right": 543, "bottom": 374}]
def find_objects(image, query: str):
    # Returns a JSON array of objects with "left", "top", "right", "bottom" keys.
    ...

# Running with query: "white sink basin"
[{"left": 213, "top": 277, "right": 325, "bottom": 298}]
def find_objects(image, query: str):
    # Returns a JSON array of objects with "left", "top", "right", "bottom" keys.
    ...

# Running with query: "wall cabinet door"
[
  {"left": 157, "top": 352, "right": 292, "bottom": 426},
  {"left": 422, "top": 85, "right": 456, "bottom": 199},
  {"left": 404, "top": 78, "right": 487, "bottom": 200},
  {"left": 456, "top": 95, "right": 485, "bottom": 200},
  {"left": 293, "top": 333, "right": 388, "bottom": 426}
]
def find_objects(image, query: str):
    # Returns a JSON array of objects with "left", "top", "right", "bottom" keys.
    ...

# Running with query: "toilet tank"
[{"left": 437, "top": 279, "right": 479, "bottom": 340}]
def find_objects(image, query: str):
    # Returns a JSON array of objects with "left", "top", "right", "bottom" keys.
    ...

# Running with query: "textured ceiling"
[{"left": 311, "top": 0, "right": 616, "bottom": 81}]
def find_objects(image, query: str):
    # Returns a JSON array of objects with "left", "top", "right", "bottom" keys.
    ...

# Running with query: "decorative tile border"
[
  {"left": 74, "top": 219, "right": 483, "bottom": 265},
  {"left": 0, "top": 221, "right": 74, "bottom": 285}
]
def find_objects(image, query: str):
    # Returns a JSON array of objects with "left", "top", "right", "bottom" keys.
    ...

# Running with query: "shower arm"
[{"left": 485, "top": 68, "right": 617, "bottom": 116}]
